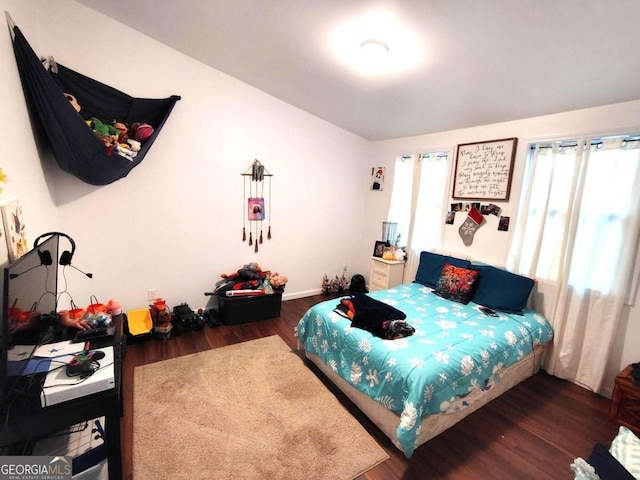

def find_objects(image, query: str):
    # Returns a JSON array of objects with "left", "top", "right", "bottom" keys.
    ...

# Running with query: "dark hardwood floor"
[{"left": 120, "top": 294, "right": 618, "bottom": 479}]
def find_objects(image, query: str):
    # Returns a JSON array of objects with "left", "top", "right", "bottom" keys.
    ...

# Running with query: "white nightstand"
[{"left": 369, "top": 257, "right": 405, "bottom": 292}]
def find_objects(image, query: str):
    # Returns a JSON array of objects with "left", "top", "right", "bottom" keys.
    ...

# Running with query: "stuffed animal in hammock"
[{"left": 87, "top": 117, "right": 120, "bottom": 137}]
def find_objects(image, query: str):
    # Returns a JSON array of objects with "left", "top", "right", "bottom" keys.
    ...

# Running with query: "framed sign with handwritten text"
[{"left": 452, "top": 137, "right": 517, "bottom": 200}]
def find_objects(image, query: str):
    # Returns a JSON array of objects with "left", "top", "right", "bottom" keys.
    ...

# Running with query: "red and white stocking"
[{"left": 459, "top": 207, "right": 484, "bottom": 246}]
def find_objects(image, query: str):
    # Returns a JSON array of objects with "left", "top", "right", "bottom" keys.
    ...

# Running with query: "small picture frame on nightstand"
[{"left": 373, "top": 241, "right": 388, "bottom": 258}]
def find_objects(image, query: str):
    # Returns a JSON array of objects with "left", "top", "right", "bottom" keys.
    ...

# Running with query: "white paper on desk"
[
  {"left": 7, "top": 344, "right": 37, "bottom": 361},
  {"left": 33, "top": 341, "right": 85, "bottom": 358}
]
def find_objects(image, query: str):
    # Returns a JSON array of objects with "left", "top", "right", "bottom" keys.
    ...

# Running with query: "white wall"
[
  {"left": 0, "top": 0, "right": 372, "bottom": 314},
  {"left": 0, "top": 5, "right": 60, "bottom": 259},
  {"left": 367, "top": 100, "right": 640, "bottom": 396}
]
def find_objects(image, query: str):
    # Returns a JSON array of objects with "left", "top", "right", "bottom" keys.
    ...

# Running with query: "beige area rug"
[{"left": 133, "top": 335, "right": 388, "bottom": 479}]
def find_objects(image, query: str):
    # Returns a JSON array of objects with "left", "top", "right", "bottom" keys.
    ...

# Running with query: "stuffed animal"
[
  {"left": 88, "top": 118, "right": 153, "bottom": 156},
  {"left": 116, "top": 143, "right": 136, "bottom": 161},
  {"left": 64, "top": 93, "right": 81, "bottom": 112},
  {"left": 112, "top": 122, "right": 128, "bottom": 134},
  {"left": 130, "top": 122, "right": 154, "bottom": 142},
  {"left": 88, "top": 117, "right": 119, "bottom": 137},
  {"left": 115, "top": 137, "right": 144, "bottom": 161},
  {"left": 111, "top": 122, "right": 129, "bottom": 144},
  {"left": 97, "top": 134, "right": 116, "bottom": 156},
  {"left": 127, "top": 139, "right": 141, "bottom": 154},
  {"left": 270, "top": 272, "right": 288, "bottom": 289}
]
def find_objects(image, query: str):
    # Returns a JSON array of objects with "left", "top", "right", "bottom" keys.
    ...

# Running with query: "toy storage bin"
[
  {"left": 217, "top": 291, "right": 283, "bottom": 325},
  {"left": 125, "top": 308, "right": 153, "bottom": 341}
]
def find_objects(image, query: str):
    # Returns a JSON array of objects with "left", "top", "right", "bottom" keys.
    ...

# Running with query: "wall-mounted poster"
[
  {"left": 452, "top": 137, "right": 517, "bottom": 200},
  {"left": 1, "top": 198, "right": 28, "bottom": 263},
  {"left": 371, "top": 167, "right": 385, "bottom": 190}
]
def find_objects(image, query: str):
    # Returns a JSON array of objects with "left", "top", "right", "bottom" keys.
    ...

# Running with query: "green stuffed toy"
[{"left": 87, "top": 117, "right": 119, "bottom": 137}]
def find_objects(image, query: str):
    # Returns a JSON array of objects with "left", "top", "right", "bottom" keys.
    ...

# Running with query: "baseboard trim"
[{"left": 282, "top": 289, "right": 322, "bottom": 301}]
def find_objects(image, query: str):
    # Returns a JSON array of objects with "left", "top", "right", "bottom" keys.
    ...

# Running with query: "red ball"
[{"left": 134, "top": 123, "right": 154, "bottom": 142}]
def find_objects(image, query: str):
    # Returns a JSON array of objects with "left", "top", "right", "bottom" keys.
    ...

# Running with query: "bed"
[{"left": 295, "top": 251, "right": 554, "bottom": 457}]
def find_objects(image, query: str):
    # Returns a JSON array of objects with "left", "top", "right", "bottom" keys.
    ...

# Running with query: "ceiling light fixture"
[
  {"left": 357, "top": 39, "right": 390, "bottom": 76},
  {"left": 360, "top": 39, "right": 389, "bottom": 54},
  {"left": 329, "top": 9, "right": 424, "bottom": 78}
]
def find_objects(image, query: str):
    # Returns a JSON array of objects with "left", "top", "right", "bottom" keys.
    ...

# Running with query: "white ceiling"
[{"left": 75, "top": 0, "right": 640, "bottom": 141}]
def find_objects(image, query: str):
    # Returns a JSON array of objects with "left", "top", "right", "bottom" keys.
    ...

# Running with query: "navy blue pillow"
[
  {"left": 414, "top": 251, "right": 471, "bottom": 288},
  {"left": 471, "top": 265, "right": 534, "bottom": 314},
  {"left": 587, "top": 443, "right": 635, "bottom": 480}
]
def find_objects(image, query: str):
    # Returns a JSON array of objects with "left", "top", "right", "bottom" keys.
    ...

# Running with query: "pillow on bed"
[
  {"left": 415, "top": 251, "right": 472, "bottom": 288},
  {"left": 434, "top": 263, "right": 479, "bottom": 304},
  {"left": 471, "top": 265, "right": 535, "bottom": 314},
  {"left": 610, "top": 426, "right": 640, "bottom": 478},
  {"left": 587, "top": 443, "right": 635, "bottom": 480}
]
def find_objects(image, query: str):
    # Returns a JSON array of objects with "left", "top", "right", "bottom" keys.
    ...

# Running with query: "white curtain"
[
  {"left": 387, "top": 155, "right": 415, "bottom": 248},
  {"left": 388, "top": 153, "right": 450, "bottom": 282},
  {"left": 508, "top": 137, "right": 640, "bottom": 393}
]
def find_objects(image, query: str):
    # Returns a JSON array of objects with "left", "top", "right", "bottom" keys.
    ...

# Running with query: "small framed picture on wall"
[
  {"left": 1, "top": 198, "right": 28, "bottom": 263},
  {"left": 371, "top": 167, "right": 385, "bottom": 191}
]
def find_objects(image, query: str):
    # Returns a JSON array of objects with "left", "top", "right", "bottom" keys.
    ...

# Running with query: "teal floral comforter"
[{"left": 295, "top": 282, "right": 554, "bottom": 457}]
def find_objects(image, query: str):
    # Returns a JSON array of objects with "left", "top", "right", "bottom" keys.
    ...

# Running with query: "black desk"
[{"left": 0, "top": 314, "right": 125, "bottom": 480}]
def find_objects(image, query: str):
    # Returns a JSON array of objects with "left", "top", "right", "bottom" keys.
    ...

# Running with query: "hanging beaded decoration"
[{"left": 242, "top": 160, "right": 272, "bottom": 252}]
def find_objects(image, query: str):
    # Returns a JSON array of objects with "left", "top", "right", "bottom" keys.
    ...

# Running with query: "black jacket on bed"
[{"left": 335, "top": 294, "right": 414, "bottom": 339}]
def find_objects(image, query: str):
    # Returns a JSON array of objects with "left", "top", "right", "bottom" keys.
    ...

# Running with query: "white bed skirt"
[{"left": 305, "top": 344, "right": 545, "bottom": 454}]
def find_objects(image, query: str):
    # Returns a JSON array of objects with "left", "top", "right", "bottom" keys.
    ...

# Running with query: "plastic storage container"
[{"left": 217, "top": 291, "right": 283, "bottom": 325}]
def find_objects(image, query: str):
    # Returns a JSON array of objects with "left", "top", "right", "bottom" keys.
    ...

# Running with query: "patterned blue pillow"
[
  {"left": 471, "top": 265, "right": 534, "bottom": 314},
  {"left": 415, "top": 251, "right": 471, "bottom": 288}
]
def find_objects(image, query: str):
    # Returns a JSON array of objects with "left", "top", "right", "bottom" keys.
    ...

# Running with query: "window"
[
  {"left": 388, "top": 152, "right": 450, "bottom": 277},
  {"left": 512, "top": 136, "right": 640, "bottom": 296},
  {"left": 387, "top": 155, "right": 414, "bottom": 246}
]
